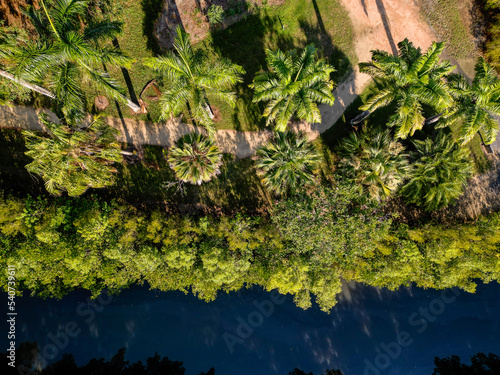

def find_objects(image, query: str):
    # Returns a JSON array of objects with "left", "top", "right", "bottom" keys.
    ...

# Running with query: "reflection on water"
[{"left": 5, "top": 281, "right": 500, "bottom": 375}]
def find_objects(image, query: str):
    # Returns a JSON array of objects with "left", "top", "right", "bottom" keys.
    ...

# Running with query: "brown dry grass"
[{"left": 448, "top": 156, "right": 500, "bottom": 220}]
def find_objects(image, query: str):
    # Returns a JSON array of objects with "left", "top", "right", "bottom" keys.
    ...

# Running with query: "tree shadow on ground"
[
  {"left": 0, "top": 129, "right": 45, "bottom": 197},
  {"left": 298, "top": 0, "right": 352, "bottom": 81},
  {"left": 103, "top": 145, "right": 269, "bottom": 214},
  {"left": 141, "top": 0, "right": 167, "bottom": 55},
  {"left": 298, "top": 18, "right": 352, "bottom": 82}
]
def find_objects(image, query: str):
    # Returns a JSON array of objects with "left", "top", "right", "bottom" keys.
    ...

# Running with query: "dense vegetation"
[
  {"left": 0, "top": 0, "right": 499, "bottom": 313},
  {"left": 484, "top": 0, "right": 500, "bottom": 71},
  {"left": 1, "top": 186, "right": 499, "bottom": 312},
  {"left": 3, "top": 343, "right": 498, "bottom": 375}
]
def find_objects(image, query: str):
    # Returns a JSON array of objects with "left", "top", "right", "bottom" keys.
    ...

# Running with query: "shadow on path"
[
  {"left": 375, "top": 0, "right": 398, "bottom": 56},
  {"left": 360, "top": 0, "right": 368, "bottom": 16}
]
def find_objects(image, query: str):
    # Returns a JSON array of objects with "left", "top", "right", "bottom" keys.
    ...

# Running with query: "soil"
[
  {"left": 338, "top": 0, "right": 436, "bottom": 63},
  {"left": 0, "top": 0, "right": 37, "bottom": 27},
  {"left": 211, "top": 105, "right": 222, "bottom": 123},
  {"left": 154, "top": 0, "right": 285, "bottom": 49}
]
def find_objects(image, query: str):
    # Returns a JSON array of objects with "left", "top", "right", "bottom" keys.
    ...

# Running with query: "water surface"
[{"left": 5, "top": 281, "right": 500, "bottom": 375}]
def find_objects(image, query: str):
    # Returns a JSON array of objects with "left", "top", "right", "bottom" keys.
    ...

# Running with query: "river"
[{"left": 4, "top": 281, "right": 500, "bottom": 375}]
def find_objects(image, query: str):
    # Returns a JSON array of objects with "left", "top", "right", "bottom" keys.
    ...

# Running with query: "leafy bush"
[
  {"left": 401, "top": 133, "right": 474, "bottom": 211},
  {"left": 0, "top": 190, "right": 499, "bottom": 311},
  {"left": 207, "top": 5, "right": 224, "bottom": 25}
]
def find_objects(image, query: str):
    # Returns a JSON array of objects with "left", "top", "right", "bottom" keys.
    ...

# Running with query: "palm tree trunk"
[
  {"left": 204, "top": 103, "right": 215, "bottom": 119},
  {"left": 0, "top": 69, "right": 56, "bottom": 99},
  {"left": 118, "top": 92, "right": 142, "bottom": 113}
]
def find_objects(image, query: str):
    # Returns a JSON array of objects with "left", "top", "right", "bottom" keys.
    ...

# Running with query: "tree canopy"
[
  {"left": 359, "top": 39, "right": 455, "bottom": 139},
  {"left": 23, "top": 114, "right": 122, "bottom": 197},
  {"left": 145, "top": 27, "right": 244, "bottom": 137},
  {"left": 250, "top": 44, "right": 335, "bottom": 131}
]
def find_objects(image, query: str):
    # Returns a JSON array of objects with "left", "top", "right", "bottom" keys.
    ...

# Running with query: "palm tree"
[
  {"left": 444, "top": 58, "right": 500, "bottom": 145},
  {"left": 359, "top": 39, "right": 455, "bottom": 139},
  {"left": 400, "top": 133, "right": 474, "bottom": 211},
  {"left": 254, "top": 131, "right": 321, "bottom": 196},
  {"left": 250, "top": 44, "right": 335, "bottom": 132},
  {"left": 145, "top": 27, "right": 245, "bottom": 137},
  {"left": 337, "top": 129, "right": 409, "bottom": 200},
  {"left": 167, "top": 132, "right": 222, "bottom": 185},
  {"left": 0, "top": 0, "right": 140, "bottom": 120},
  {"left": 23, "top": 114, "right": 122, "bottom": 197}
]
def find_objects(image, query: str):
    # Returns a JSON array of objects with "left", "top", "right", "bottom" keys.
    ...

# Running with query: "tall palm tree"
[
  {"left": 0, "top": 21, "right": 55, "bottom": 101},
  {"left": 254, "top": 131, "right": 321, "bottom": 196},
  {"left": 359, "top": 39, "right": 455, "bottom": 139},
  {"left": 167, "top": 132, "right": 222, "bottom": 185},
  {"left": 337, "top": 129, "right": 409, "bottom": 200},
  {"left": 145, "top": 27, "right": 245, "bottom": 138},
  {"left": 250, "top": 44, "right": 336, "bottom": 132},
  {"left": 0, "top": 0, "right": 140, "bottom": 120},
  {"left": 23, "top": 113, "right": 122, "bottom": 197},
  {"left": 400, "top": 133, "right": 474, "bottom": 211},
  {"left": 444, "top": 58, "right": 500, "bottom": 145}
]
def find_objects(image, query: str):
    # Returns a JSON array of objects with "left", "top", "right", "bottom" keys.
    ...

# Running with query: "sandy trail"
[{"left": 0, "top": 1, "right": 458, "bottom": 157}]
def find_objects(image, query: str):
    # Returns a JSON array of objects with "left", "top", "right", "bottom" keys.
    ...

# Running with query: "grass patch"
[
  {"left": 82, "top": 0, "right": 161, "bottom": 122},
  {"left": 81, "top": 0, "right": 355, "bottom": 131},
  {"left": 201, "top": 0, "right": 356, "bottom": 131},
  {"left": 416, "top": 0, "right": 478, "bottom": 60}
]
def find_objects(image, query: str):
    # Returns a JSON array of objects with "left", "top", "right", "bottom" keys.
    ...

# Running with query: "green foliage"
[
  {"left": 250, "top": 44, "right": 335, "bottom": 131},
  {"left": 400, "top": 133, "right": 474, "bottom": 211},
  {"left": 144, "top": 27, "right": 245, "bottom": 137},
  {"left": 336, "top": 129, "right": 409, "bottom": 200},
  {"left": 484, "top": 0, "right": 500, "bottom": 71},
  {"left": 207, "top": 4, "right": 224, "bottom": 25},
  {"left": 357, "top": 215, "right": 500, "bottom": 292},
  {"left": 0, "top": 190, "right": 498, "bottom": 312},
  {"left": 167, "top": 132, "right": 222, "bottom": 185},
  {"left": 0, "top": 0, "right": 132, "bottom": 121},
  {"left": 23, "top": 114, "right": 122, "bottom": 197},
  {"left": 254, "top": 131, "right": 321, "bottom": 196},
  {"left": 0, "top": 23, "right": 31, "bottom": 105},
  {"left": 445, "top": 58, "right": 500, "bottom": 145},
  {"left": 271, "top": 182, "right": 391, "bottom": 264},
  {"left": 359, "top": 39, "right": 455, "bottom": 139}
]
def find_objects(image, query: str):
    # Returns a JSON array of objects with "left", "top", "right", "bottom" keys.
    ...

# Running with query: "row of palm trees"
[
  {"left": 337, "top": 129, "right": 473, "bottom": 211},
  {"left": 0, "top": 0, "right": 498, "bottom": 209},
  {"left": 1, "top": 2, "right": 497, "bottom": 142},
  {"left": 359, "top": 39, "right": 500, "bottom": 145},
  {"left": 144, "top": 27, "right": 336, "bottom": 136}
]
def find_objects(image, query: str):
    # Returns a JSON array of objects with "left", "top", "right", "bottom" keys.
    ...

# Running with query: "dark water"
[{"left": 4, "top": 281, "right": 500, "bottom": 375}]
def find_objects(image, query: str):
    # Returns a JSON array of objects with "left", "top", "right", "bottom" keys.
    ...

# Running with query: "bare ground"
[{"left": 155, "top": 0, "right": 286, "bottom": 48}]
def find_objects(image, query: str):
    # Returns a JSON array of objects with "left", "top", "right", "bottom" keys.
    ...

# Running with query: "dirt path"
[{"left": 0, "top": 1, "right": 467, "bottom": 157}]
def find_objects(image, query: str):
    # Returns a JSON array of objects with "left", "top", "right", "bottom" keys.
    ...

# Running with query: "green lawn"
[
  {"left": 83, "top": 0, "right": 356, "bottom": 131},
  {"left": 416, "top": 0, "right": 479, "bottom": 78}
]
